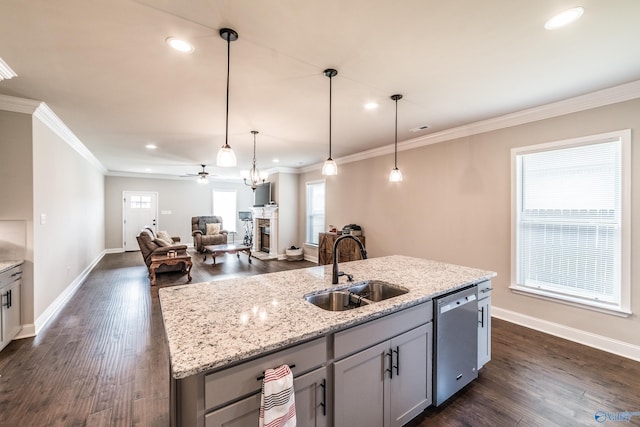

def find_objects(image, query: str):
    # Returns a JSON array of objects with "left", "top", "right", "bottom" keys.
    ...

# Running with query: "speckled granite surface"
[
  {"left": 0, "top": 260, "right": 23, "bottom": 274},
  {"left": 159, "top": 255, "right": 496, "bottom": 379}
]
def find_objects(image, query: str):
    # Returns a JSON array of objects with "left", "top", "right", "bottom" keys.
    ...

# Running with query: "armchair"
[
  {"left": 191, "top": 216, "right": 229, "bottom": 253},
  {"left": 136, "top": 227, "right": 188, "bottom": 274}
]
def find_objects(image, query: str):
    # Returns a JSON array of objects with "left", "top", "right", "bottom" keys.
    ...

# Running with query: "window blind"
[
  {"left": 516, "top": 140, "right": 621, "bottom": 303},
  {"left": 306, "top": 181, "right": 325, "bottom": 245}
]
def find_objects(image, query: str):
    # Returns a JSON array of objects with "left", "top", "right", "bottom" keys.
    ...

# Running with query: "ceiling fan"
[{"left": 181, "top": 164, "right": 213, "bottom": 184}]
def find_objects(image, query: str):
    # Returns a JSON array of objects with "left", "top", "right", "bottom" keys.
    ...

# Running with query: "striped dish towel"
[{"left": 259, "top": 364, "right": 296, "bottom": 427}]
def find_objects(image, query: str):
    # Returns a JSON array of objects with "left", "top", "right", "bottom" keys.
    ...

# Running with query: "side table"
[{"left": 149, "top": 253, "right": 192, "bottom": 286}]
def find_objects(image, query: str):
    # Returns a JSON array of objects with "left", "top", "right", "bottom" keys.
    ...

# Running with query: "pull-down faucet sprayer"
[{"left": 332, "top": 234, "right": 368, "bottom": 284}]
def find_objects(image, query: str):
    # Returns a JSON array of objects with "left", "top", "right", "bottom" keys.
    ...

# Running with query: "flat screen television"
[{"left": 253, "top": 182, "right": 271, "bottom": 207}]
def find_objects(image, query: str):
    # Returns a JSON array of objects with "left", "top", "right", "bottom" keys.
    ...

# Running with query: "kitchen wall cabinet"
[
  {"left": 318, "top": 232, "right": 365, "bottom": 265},
  {"left": 477, "top": 280, "right": 492, "bottom": 369},
  {"left": 1, "top": 263, "right": 22, "bottom": 351}
]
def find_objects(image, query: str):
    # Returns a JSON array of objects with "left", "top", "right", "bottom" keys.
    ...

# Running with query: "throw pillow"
[
  {"left": 206, "top": 223, "right": 221, "bottom": 235},
  {"left": 155, "top": 238, "right": 171, "bottom": 247},
  {"left": 156, "top": 230, "right": 174, "bottom": 244}
]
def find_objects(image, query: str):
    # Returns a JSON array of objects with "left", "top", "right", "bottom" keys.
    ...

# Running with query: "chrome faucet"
[{"left": 332, "top": 234, "right": 368, "bottom": 284}]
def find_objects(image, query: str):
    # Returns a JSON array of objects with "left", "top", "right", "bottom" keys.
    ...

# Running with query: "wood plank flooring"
[{"left": 0, "top": 250, "right": 639, "bottom": 426}]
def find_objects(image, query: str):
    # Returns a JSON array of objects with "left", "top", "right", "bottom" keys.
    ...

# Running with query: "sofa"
[
  {"left": 136, "top": 227, "right": 188, "bottom": 274},
  {"left": 191, "top": 216, "right": 228, "bottom": 253}
]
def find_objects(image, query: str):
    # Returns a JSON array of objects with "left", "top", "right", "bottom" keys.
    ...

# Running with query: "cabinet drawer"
[
  {"left": 205, "top": 336, "right": 326, "bottom": 410},
  {"left": 478, "top": 280, "right": 492, "bottom": 299},
  {"left": 334, "top": 302, "right": 432, "bottom": 360},
  {"left": 0, "top": 265, "right": 22, "bottom": 288}
]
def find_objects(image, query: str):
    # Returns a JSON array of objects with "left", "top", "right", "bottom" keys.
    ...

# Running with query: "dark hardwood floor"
[{"left": 0, "top": 250, "right": 638, "bottom": 426}]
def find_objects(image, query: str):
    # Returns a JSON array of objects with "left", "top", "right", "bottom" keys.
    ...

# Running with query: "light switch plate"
[{"left": 40, "top": 213, "right": 47, "bottom": 224}]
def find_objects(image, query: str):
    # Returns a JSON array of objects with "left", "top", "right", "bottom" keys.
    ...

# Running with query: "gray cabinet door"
[
  {"left": 294, "top": 367, "right": 329, "bottom": 427},
  {"left": 334, "top": 340, "right": 389, "bottom": 427},
  {"left": 1, "top": 280, "right": 21, "bottom": 348},
  {"left": 389, "top": 324, "right": 432, "bottom": 427},
  {"left": 477, "top": 296, "right": 491, "bottom": 369}
]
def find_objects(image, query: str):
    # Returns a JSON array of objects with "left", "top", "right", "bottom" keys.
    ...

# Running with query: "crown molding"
[
  {"left": 0, "top": 94, "right": 108, "bottom": 174},
  {"left": 301, "top": 79, "right": 640, "bottom": 173},
  {"left": 265, "top": 166, "right": 300, "bottom": 174},
  {"left": 0, "top": 57, "right": 18, "bottom": 81},
  {"left": 33, "top": 103, "right": 108, "bottom": 174},
  {"left": 0, "top": 93, "right": 40, "bottom": 114}
]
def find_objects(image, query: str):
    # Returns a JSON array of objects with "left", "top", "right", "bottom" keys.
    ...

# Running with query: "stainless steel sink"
[
  {"left": 304, "top": 280, "right": 408, "bottom": 311},
  {"left": 347, "top": 280, "right": 409, "bottom": 302},
  {"left": 304, "top": 291, "right": 371, "bottom": 311}
]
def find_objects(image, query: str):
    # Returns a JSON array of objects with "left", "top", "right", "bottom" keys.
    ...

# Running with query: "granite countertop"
[
  {"left": 159, "top": 255, "right": 496, "bottom": 379},
  {"left": 0, "top": 260, "right": 24, "bottom": 274}
]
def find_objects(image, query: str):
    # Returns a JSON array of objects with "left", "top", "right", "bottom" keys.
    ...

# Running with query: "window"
[
  {"left": 130, "top": 195, "right": 151, "bottom": 209},
  {"left": 511, "top": 130, "right": 631, "bottom": 315},
  {"left": 213, "top": 190, "right": 237, "bottom": 233},
  {"left": 305, "top": 181, "right": 325, "bottom": 245}
]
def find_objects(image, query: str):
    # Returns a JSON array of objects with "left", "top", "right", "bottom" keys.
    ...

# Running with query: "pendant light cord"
[
  {"left": 394, "top": 97, "right": 398, "bottom": 168},
  {"left": 225, "top": 34, "right": 231, "bottom": 148},
  {"left": 329, "top": 74, "right": 332, "bottom": 159}
]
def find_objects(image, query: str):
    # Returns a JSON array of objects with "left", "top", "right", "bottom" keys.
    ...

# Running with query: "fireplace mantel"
[{"left": 250, "top": 206, "right": 279, "bottom": 259}]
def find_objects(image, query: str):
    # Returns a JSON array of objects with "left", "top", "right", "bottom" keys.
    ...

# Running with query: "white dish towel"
[{"left": 259, "top": 364, "right": 296, "bottom": 427}]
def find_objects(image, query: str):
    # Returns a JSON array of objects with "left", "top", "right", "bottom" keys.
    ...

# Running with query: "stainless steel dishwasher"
[{"left": 433, "top": 285, "right": 478, "bottom": 406}]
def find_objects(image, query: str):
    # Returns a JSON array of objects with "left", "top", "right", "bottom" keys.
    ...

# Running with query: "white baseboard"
[
  {"left": 493, "top": 306, "right": 640, "bottom": 362},
  {"left": 105, "top": 247, "right": 124, "bottom": 254},
  {"left": 33, "top": 250, "right": 106, "bottom": 335},
  {"left": 304, "top": 254, "right": 318, "bottom": 263},
  {"left": 15, "top": 323, "right": 35, "bottom": 339}
]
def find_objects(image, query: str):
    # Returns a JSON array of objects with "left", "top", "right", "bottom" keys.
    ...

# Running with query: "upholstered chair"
[{"left": 191, "top": 216, "right": 229, "bottom": 253}]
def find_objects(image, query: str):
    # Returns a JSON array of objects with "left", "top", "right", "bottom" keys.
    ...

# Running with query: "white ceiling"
[{"left": 1, "top": 0, "right": 639, "bottom": 180}]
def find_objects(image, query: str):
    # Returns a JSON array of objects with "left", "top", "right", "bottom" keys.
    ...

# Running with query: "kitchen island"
[{"left": 159, "top": 255, "right": 496, "bottom": 426}]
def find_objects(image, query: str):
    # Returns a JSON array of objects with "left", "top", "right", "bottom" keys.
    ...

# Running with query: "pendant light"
[
  {"left": 322, "top": 68, "right": 338, "bottom": 176},
  {"left": 389, "top": 94, "right": 403, "bottom": 182},
  {"left": 216, "top": 28, "right": 238, "bottom": 167},
  {"left": 241, "top": 131, "right": 269, "bottom": 191}
]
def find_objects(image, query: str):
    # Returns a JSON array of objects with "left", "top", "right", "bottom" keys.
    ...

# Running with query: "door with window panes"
[{"left": 123, "top": 191, "right": 158, "bottom": 251}]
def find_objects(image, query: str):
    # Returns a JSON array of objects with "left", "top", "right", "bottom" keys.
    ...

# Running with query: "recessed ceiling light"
[
  {"left": 272, "top": 158, "right": 280, "bottom": 163},
  {"left": 166, "top": 37, "right": 195, "bottom": 53},
  {"left": 364, "top": 102, "right": 378, "bottom": 110},
  {"left": 145, "top": 168, "right": 152, "bottom": 172},
  {"left": 545, "top": 7, "right": 584, "bottom": 30},
  {"left": 145, "top": 144, "right": 157, "bottom": 149}
]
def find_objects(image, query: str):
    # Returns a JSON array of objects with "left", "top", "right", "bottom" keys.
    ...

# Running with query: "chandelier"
[{"left": 241, "top": 131, "right": 268, "bottom": 191}]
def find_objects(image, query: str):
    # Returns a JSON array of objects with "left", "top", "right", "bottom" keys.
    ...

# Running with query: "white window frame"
[
  {"left": 212, "top": 189, "right": 237, "bottom": 233},
  {"left": 510, "top": 129, "right": 631, "bottom": 317},
  {"left": 305, "top": 180, "right": 326, "bottom": 246}
]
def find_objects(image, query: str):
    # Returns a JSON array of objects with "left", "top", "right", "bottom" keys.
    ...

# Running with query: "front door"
[{"left": 123, "top": 191, "right": 158, "bottom": 251}]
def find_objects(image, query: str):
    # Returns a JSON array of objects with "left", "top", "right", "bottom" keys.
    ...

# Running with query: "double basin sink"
[{"left": 304, "top": 280, "right": 409, "bottom": 311}]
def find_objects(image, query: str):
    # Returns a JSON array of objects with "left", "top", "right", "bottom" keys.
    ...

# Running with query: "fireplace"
[
  {"left": 260, "top": 225, "right": 270, "bottom": 253},
  {"left": 251, "top": 207, "right": 279, "bottom": 260}
]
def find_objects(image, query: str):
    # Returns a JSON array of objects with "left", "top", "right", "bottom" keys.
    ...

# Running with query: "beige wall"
[
  {"left": 299, "top": 98, "right": 640, "bottom": 347},
  {"left": 104, "top": 176, "right": 255, "bottom": 249},
  {"left": 0, "top": 111, "right": 35, "bottom": 328},
  {"left": 32, "top": 117, "right": 105, "bottom": 325}
]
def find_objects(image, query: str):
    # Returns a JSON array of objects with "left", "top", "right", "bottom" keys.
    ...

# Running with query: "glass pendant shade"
[
  {"left": 322, "top": 158, "right": 338, "bottom": 176},
  {"left": 389, "top": 167, "right": 403, "bottom": 182},
  {"left": 216, "top": 144, "right": 237, "bottom": 167},
  {"left": 197, "top": 174, "right": 210, "bottom": 185}
]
